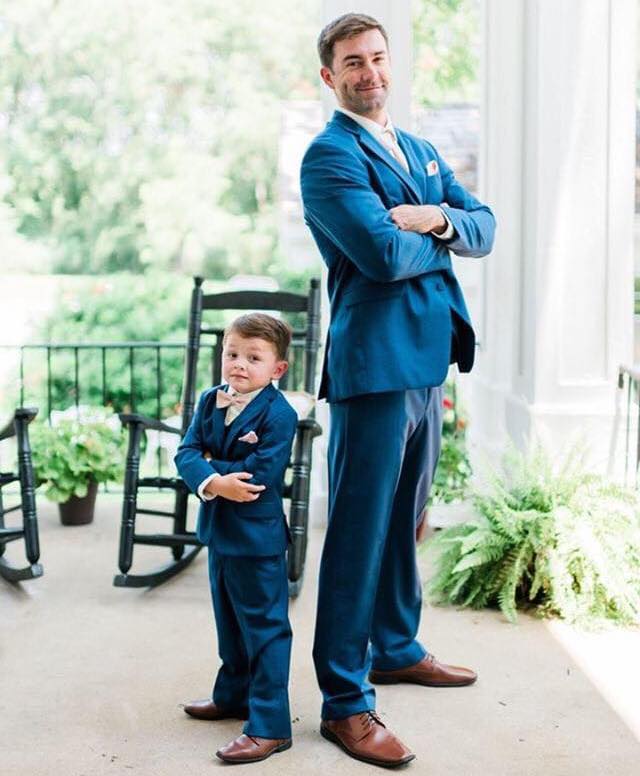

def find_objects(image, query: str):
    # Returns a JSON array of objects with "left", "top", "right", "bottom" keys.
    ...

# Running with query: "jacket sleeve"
[
  {"left": 301, "top": 141, "right": 450, "bottom": 283},
  {"left": 433, "top": 144, "right": 496, "bottom": 258},
  {"left": 174, "top": 390, "right": 221, "bottom": 499},
  {"left": 206, "top": 409, "right": 297, "bottom": 488}
]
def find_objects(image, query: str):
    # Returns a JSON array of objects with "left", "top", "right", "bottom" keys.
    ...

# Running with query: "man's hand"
[
  {"left": 204, "top": 472, "right": 265, "bottom": 502},
  {"left": 389, "top": 204, "right": 447, "bottom": 235}
]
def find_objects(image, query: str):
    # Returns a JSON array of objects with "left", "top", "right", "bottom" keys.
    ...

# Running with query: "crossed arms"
[
  {"left": 300, "top": 141, "right": 495, "bottom": 282},
  {"left": 174, "top": 392, "right": 297, "bottom": 504}
]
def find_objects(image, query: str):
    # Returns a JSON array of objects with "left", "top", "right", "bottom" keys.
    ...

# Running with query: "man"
[{"left": 300, "top": 13, "right": 496, "bottom": 769}]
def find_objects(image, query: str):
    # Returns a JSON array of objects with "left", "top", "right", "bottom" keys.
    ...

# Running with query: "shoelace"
[{"left": 359, "top": 710, "right": 385, "bottom": 730}]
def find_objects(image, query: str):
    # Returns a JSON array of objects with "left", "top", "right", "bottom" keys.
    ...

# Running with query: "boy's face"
[{"left": 222, "top": 332, "right": 288, "bottom": 394}]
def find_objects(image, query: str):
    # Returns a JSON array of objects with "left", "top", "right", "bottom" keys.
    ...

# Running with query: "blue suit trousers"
[
  {"left": 208, "top": 549, "right": 292, "bottom": 738},
  {"left": 313, "top": 386, "right": 443, "bottom": 720}
]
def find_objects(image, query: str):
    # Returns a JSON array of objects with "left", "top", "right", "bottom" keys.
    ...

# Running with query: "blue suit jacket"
[
  {"left": 300, "top": 111, "right": 496, "bottom": 403},
  {"left": 174, "top": 383, "right": 298, "bottom": 556}
]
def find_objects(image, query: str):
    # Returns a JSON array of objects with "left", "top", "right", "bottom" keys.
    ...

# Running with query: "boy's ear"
[{"left": 272, "top": 360, "right": 288, "bottom": 380}]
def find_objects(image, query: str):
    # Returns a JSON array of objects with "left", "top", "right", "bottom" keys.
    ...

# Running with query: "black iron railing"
[
  {"left": 0, "top": 341, "right": 203, "bottom": 491},
  {"left": 613, "top": 365, "right": 640, "bottom": 486},
  {"left": 1, "top": 335, "right": 309, "bottom": 422},
  {"left": 1, "top": 341, "right": 210, "bottom": 421}
]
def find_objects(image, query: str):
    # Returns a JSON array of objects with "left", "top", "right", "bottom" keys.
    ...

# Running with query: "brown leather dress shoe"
[
  {"left": 216, "top": 733, "right": 292, "bottom": 763},
  {"left": 182, "top": 699, "right": 247, "bottom": 721},
  {"left": 369, "top": 654, "right": 477, "bottom": 687},
  {"left": 321, "top": 711, "right": 415, "bottom": 768}
]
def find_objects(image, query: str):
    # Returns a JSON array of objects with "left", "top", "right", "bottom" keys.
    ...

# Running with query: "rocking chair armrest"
[
  {"left": 118, "top": 413, "right": 182, "bottom": 435},
  {"left": 0, "top": 407, "right": 38, "bottom": 441}
]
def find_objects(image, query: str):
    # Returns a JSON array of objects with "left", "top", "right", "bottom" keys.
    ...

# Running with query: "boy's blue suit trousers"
[
  {"left": 208, "top": 549, "right": 292, "bottom": 738},
  {"left": 313, "top": 386, "right": 443, "bottom": 720}
]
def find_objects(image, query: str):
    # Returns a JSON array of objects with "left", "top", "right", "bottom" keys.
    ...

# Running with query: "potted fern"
[
  {"left": 425, "top": 446, "right": 640, "bottom": 627},
  {"left": 31, "top": 407, "right": 124, "bottom": 525}
]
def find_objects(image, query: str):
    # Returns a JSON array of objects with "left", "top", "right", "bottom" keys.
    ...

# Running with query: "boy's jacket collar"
[{"left": 213, "top": 383, "right": 278, "bottom": 458}]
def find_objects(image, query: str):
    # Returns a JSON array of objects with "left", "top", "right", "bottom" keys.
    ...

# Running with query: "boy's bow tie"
[{"left": 216, "top": 391, "right": 250, "bottom": 409}]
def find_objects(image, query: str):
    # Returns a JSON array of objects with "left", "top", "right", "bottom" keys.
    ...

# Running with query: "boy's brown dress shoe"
[
  {"left": 369, "top": 654, "right": 477, "bottom": 687},
  {"left": 182, "top": 699, "right": 247, "bottom": 720},
  {"left": 320, "top": 711, "right": 415, "bottom": 768},
  {"left": 216, "top": 734, "right": 292, "bottom": 763}
]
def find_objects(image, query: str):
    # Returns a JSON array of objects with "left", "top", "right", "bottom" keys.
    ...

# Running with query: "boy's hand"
[{"left": 204, "top": 472, "right": 265, "bottom": 502}]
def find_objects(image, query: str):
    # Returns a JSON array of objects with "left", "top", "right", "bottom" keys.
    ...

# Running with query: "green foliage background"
[
  {"left": 0, "top": 0, "right": 321, "bottom": 276},
  {"left": 413, "top": 0, "right": 479, "bottom": 108},
  {"left": 1, "top": 1, "right": 479, "bottom": 277}
]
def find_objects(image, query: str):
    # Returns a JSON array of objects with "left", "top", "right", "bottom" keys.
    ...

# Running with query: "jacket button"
[{"left": 435, "top": 282, "right": 444, "bottom": 291}]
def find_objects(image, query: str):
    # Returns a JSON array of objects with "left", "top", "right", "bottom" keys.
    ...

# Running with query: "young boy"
[{"left": 174, "top": 312, "right": 298, "bottom": 764}]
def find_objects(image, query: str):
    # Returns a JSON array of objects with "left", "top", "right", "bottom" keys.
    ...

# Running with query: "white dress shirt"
[
  {"left": 197, "top": 384, "right": 266, "bottom": 501},
  {"left": 336, "top": 106, "right": 455, "bottom": 241}
]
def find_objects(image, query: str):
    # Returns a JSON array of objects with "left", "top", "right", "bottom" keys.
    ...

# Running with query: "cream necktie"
[{"left": 381, "top": 127, "right": 409, "bottom": 173}]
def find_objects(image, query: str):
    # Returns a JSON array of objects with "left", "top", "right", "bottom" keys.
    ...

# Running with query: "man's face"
[
  {"left": 320, "top": 28, "right": 391, "bottom": 117},
  {"left": 222, "top": 332, "right": 288, "bottom": 394}
]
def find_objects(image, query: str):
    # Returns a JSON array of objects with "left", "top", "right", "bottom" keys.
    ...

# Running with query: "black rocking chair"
[
  {"left": 114, "top": 276, "right": 323, "bottom": 595},
  {"left": 0, "top": 408, "right": 42, "bottom": 582}
]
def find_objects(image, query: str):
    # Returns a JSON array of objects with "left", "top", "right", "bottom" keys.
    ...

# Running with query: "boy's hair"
[
  {"left": 317, "top": 13, "right": 389, "bottom": 70},
  {"left": 223, "top": 313, "right": 292, "bottom": 360}
]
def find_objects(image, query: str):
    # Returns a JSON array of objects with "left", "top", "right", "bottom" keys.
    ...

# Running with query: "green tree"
[
  {"left": 412, "top": 0, "right": 480, "bottom": 107},
  {"left": 0, "top": 0, "right": 320, "bottom": 275}
]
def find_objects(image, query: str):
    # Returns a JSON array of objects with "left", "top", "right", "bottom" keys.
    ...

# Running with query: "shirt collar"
[
  {"left": 336, "top": 106, "right": 397, "bottom": 143},
  {"left": 226, "top": 384, "right": 267, "bottom": 404}
]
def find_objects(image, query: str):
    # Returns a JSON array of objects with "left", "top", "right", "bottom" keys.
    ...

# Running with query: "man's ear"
[
  {"left": 320, "top": 67, "right": 335, "bottom": 90},
  {"left": 272, "top": 360, "right": 288, "bottom": 380}
]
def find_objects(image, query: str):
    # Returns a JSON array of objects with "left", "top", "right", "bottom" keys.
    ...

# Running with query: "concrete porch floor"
[{"left": 3, "top": 495, "right": 640, "bottom": 776}]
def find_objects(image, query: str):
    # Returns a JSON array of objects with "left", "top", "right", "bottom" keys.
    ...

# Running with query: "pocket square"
[
  {"left": 238, "top": 430, "right": 259, "bottom": 444},
  {"left": 426, "top": 159, "right": 439, "bottom": 176}
]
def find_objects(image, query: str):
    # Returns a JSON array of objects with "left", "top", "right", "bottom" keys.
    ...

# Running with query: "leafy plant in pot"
[{"left": 31, "top": 407, "right": 124, "bottom": 525}]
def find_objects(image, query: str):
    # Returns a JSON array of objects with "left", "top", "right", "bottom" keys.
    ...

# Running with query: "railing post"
[
  {"left": 47, "top": 347, "right": 52, "bottom": 420},
  {"left": 74, "top": 346, "right": 80, "bottom": 408},
  {"left": 102, "top": 348, "right": 107, "bottom": 407}
]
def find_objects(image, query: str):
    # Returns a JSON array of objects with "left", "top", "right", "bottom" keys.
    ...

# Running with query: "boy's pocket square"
[{"left": 238, "top": 430, "right": 259, "bottom": 444}]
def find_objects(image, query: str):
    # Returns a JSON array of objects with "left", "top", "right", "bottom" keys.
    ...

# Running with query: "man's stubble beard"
[{"left": 339, "top": 84, "right": 389, "bottom": 117}]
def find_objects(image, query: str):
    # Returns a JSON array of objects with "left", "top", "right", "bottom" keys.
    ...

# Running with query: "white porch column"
[
  {"left": 470, "top": 0, "right": 636, "bottom": 474},
  {"left": 310, "top": 2, "right": 413, "bottom": 527}
]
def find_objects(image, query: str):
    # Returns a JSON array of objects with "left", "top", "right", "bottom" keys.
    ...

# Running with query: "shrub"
[
  {"left": 30, "top": 407, "right": 125, "bottom": 502},
  {"left": 426, "top": 446, "right": 640, "bottom": 627}
]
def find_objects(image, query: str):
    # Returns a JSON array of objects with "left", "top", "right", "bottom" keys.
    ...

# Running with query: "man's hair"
[
  {"left": 317, "top": 13, "right": 389, "bottom": 70},
  {"left": 223, "top": 313, "right": 292, "bottom": 360}
]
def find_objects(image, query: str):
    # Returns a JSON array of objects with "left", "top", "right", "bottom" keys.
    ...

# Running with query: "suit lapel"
[
  {"left": 212, "top": 386, "right": 228, "bottom": 453},
  {"left": 221, "top": 383, "right": 276, "bottom": 457},
  {"left": 331, "top": 111, "right": 422, "bottom": 205},
  {"left": 356, "top": 131, "right": 422, "bottom": 205},
  {"left": 396, "top": 131, "right": 427, "bottom": 200}
]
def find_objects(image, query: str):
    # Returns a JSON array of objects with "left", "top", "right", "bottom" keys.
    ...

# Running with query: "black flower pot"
[{"left": 58, "top": 480, "right": 99, "bottom": 526}]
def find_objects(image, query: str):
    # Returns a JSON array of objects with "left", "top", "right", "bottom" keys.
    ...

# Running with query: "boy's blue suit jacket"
[
  {"left": 174, "top": 383, "right": 298, "bottom": 557},
  {"left": 300, "top": 111, "right": 496, "bottom": 403}
]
